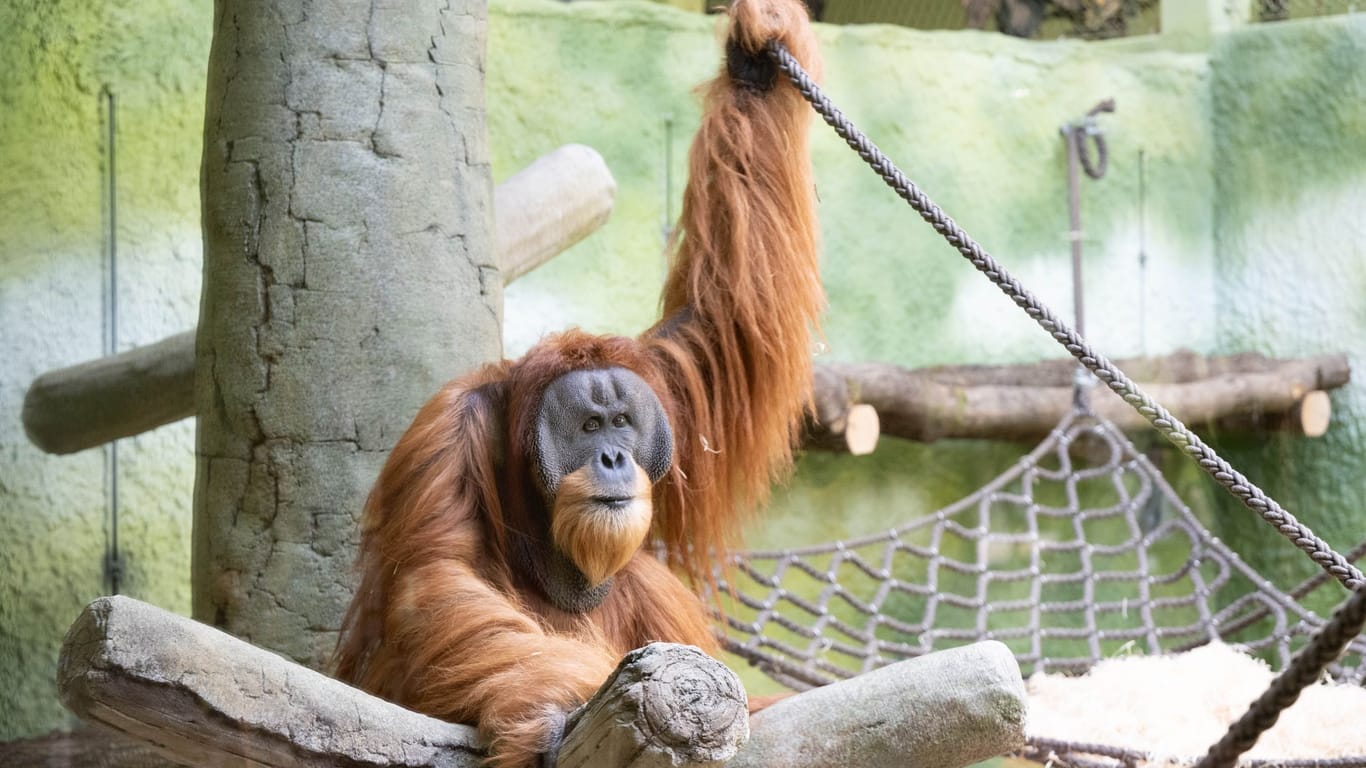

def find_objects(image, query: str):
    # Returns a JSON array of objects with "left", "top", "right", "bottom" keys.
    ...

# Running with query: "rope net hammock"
[
  {"left": 721, "top": 407, "right": 1366, "bottom": 691},
  {"left": 719, "top": 405, "right": 1366, "bottom": 766},
  {"left": 713, "top": 38, "right": 1366, "bottom": 768}
]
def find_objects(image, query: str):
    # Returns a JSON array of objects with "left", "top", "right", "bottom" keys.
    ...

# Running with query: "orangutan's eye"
[
  {"left": 611, "top": 414, "right": 629, "bottom": 428},
  {"left": 583, "top": 417, "right": 602, "bottom": 432}
]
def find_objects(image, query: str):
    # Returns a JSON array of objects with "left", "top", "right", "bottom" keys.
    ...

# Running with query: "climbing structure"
[
  {"left": 721, "top": 408, "right": 1366, "bottom": 690},
  {"left": 718, "top": 37, "right": 1366, "bottom": 768}
]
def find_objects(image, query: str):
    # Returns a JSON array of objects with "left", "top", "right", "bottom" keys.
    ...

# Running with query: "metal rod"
[
  {"left": 1060, "top": 100, "right": 1114, "bottom": 409},
  {"left": 1138, "top": 148, "right": 1149, "bottom": 357},
  {"left": 662, "top": 114, "right": 674, "bottom": 251},
  {"left": 1063, "top": 125, "right": 1085, "bottom": 341},
  {"left": 102, "top": 85, "right": 122, "bottom": 596}
]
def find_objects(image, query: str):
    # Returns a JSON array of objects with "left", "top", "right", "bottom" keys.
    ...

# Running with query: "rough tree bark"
[{"left": 195, "top": 0, "right": 499, "bottom": 667}]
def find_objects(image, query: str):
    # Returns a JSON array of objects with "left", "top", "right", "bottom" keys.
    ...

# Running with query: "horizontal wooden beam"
[
  {"left": 807, "top": 351, "right": 1350, "bottom": 449},
  {"left": 59, "top": 597, "right": 752, "bottom": 768},
  {"left": 60, "top": 596, "right": 1027, "bottom": 768},
  {"left": 23, "top": 331, "right": 197, "bottom": 455},
  {"left": 59, "top": 596, "right": 483, "bottom": 768},
  {"left": 496, "top": 143, "right": 615, "bottom": 284},
  {"left": 730, "top": 641, "right": 1027, "bottom": 768},
  {"left": 23, "top": 144, "right": 616, "bottom": 455}
]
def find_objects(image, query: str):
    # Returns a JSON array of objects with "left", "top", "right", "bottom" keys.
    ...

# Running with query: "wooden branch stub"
[
  {"left": 23, "top": 145, "right": 616, "bottom": 456},
  {"left": 842, "top": 404, "right": 880, "bottom": 455},
  {"left": 557, "top": 643, "right": 748, "bottom": 768},
  {"left": 807, "top": 364, "right": 882, "bottom": 454},
  {"left": 729, "top": 641, "right": 1027, "bottom": 768},
  {"left": 495, "top": 143, "right": 616, "bottom": 284},
  {"left": 1294, "top": 390, "right": 1331, "bottom": 437},
  {"left": 23, "top": 331, "right": 196, "bottom": 455},
  {"left": 806, "top": 351, "right": 1351, "bottom": 449},
  {"left": 58, "top": 596, "right": 483, "bottom": 768}
]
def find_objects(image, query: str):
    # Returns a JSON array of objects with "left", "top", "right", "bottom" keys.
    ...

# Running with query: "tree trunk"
[
  {"left": 195, "top": 0, "right": 499, "bottom": 667},
  {"left": 729, "top": 642, "right": 1026, "bottom": 768}
]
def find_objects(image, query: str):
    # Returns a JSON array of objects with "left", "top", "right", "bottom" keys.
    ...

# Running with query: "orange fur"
[
  {"left": 552, "top": 464, "right": 653, "bottom": 587},
  {"left": 648, "top": 0, "right": 824, "bottom": 583},
  {"left": 334, "top": 2, "right": 821, "bottom": 766}
]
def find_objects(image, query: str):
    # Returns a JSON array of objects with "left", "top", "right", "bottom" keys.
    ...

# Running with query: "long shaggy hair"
[
  {"left": 647, "top": 0, "right": 823, "bottom": 582},
  {"left": 333, "top": 2, "right": 823, "bottom": 766}
]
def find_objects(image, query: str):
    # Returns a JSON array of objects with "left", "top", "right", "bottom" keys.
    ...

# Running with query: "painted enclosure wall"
[
  {"left": 0, "top": 0, "right": 212, "bottom": 738},
  {"left": 2, "top": 0, "right": 1363, "bottom": 740},
  {"left": 1206, "top": 16, "right": 1366, "bottom": 610}
]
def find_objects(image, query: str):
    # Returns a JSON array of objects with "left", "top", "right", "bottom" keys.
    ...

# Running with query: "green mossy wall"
[
  {"left": 2, "top": 0, "right": 1363, "bottom": 741},
  {"left": 493, "top": 0, "right": 1217, "bottom": 369},
  {"left": 0, "top": 0, "right": 212, "bottom": 738},
  {"left": 1205, "top": 15, "right": 1366, "bottom": 617}
]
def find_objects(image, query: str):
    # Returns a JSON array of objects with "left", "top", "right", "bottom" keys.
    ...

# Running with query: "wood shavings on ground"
[{"left": 1025, "top": 642, "right": 1366, "bottom": 765}]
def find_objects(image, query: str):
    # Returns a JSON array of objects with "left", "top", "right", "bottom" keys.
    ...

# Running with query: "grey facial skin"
[
  {"left": 533, "top": 367, "right": 673, "bottom": 502},
  {"left": 523, "top": 366, "right": 674, "bottom": 613}
]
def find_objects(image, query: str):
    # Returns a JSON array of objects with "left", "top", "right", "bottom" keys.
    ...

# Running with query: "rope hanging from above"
[{"left": 762, "top": 39, "right": 1363, "bottom": 593}]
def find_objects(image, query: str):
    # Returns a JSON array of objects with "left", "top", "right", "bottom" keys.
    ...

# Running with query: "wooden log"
[
  {"left": 58, "top": 597, "right": 746, "bottom": 768},
  {"left": 22, "top": 331, "right": 196, "bottom": 455},
  {"left": 556, "top": 643, "right": 748, "bottom": 768},
  {"left": 495, "top": 143, "right": 616, "bottom": 284},
  {"left": 728, "top": 641, "right": 1027, "bottom": 768},
  {"left": 912, "top": 349, "right": 1351, "bottom": 388},
  {"left": 806, "top": 352, "right": 1350, "bottom": 448},
  {"left": 0, "top": 726, "right": 178, "bottom": 768},
  {"left": 22, "top": 144, "right": 616, "bottom": 455},
  {"left": 58, "top": 595, "right": 483, "bottom": 768},
  {"left": 807, "top": 364, "right": 882, "bottom": 454}
]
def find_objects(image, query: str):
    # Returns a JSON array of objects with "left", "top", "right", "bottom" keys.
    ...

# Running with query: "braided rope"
[
  {"left": 766, "top": 40, "right": 1363, "bottom": 591},
  {"left": 1195, "top": 584, "right": 1366, "bottom": 768}
]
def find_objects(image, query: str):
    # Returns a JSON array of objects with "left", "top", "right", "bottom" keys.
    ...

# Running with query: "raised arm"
[{"left": 644, "top": 0, "right": 825, "bottom": 581}]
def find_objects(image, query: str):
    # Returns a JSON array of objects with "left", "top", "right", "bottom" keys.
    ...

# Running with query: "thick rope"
[
  {"left": 1194, "top": 584, "right": 1366, "bottom": 768},
  {"left": 765, "top": 40, "right": 1364, "bottom": 591}
]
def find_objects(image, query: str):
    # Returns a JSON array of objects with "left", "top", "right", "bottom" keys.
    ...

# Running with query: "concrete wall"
[
  {"left": 1205, "top": 15, "right": 1366, "bottom": 612},
  {"left": 0, "top": 0, "right": 211, "bottom": 738},
  {"left": 2, "top": 0, "right": 1363, "bottom": 741}
]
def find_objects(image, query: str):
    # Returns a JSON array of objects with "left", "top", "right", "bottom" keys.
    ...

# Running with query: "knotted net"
[{"left": 719, "top": 407, "right": 1366, "bottom": 693}]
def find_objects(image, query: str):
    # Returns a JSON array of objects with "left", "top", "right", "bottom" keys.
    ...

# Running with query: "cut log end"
[
  {"left": 1297, "top": 390, "right": 1332, "bottom": 438},
  {"left": 843, "top": 403, "right": 880, "bottom": 455},
  {"left": 558, "top": 643, "right": 748, "bottom": 768}
]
